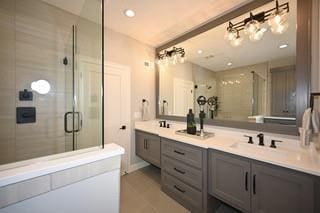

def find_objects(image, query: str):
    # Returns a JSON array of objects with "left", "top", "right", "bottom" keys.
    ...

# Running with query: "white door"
[
  {"left": 173, "top": 78, "right": 194, "bottom": 116},
  {"left": 104, "top": 63, "right": 131, "bottom": 174}
]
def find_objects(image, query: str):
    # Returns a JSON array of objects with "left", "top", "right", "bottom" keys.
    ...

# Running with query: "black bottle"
[{"left": 187, "top": 109, "right": 196, "bottom": 135}]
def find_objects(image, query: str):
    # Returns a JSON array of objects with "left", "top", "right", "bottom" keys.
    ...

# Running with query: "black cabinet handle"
[
  {"left": 144, "top": 139, "right": 146, "bottom": 149},
  {"left": 146, "top": 139, "right": 148, "bottom": 150},
  {"left": 174, "top": 185, "right": 185, "bottom": 193},
  {"left": 253, "top": 174, "right": 256, "bottom": 194},
  {"left": 174, "top": 150, "right": 185, "bottom": 155},
  {"left": 245, "top": 172, "right": 248, "bottom": 191},
  {"left": 174, "top": 167, "right": 186, "bottom": 174}
]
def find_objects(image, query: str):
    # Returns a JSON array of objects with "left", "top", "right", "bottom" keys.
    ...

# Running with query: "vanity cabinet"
[
  {"left": 208, "top": 150, "right": 316, "bottom": 213},
  {"left": 161, "top": 138, "right": 208, "bottom": 213},
  {"left": 135, "top": 130, "right": 161, "bottom": 168},
  {"left": 208, "top": 151, "right": 251, "bottom": 212},
  {"left": 251, "top": 163, "right": 314, "bottom": 213}
]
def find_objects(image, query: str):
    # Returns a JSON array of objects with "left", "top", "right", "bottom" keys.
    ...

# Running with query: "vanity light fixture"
[
  {"left": 279, "top": 44, "right": 288, "bottom": 49},
  {"left": 124, "top": 9, "right": 135, "bottom": 18},
  {"left": 225, "top": 0, "right": 289, "bottom": 46},
  {"left": 157, "top": 47, "right": 185, "bottom": 66}
]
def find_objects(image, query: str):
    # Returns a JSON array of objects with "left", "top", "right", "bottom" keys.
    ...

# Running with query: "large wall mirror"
[{"left": 156, "top": 0, "right": 311, "bottom": 135}]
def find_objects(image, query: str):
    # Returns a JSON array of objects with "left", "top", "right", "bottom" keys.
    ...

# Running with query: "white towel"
[
  {"left": 142, "top": 101, "right": 150, "bottom": 121},
  {"left": 302, "top": 108, "right": 312, "bottom": 130},
  {"left": 312, "top": 109, "right": 320, "bottom": 133}
]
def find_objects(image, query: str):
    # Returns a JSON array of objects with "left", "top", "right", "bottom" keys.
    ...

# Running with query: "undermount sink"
[{"left": 230, "top": 142, "right": 288, "bottom": 160}]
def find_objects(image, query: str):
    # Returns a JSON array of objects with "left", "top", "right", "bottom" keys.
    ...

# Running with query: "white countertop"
[
  {"left": 0, "top": 143, "right": 125, "bottom": 187},
  {"left": 135, "top": 120, "right": 320, "bottom": 177}
]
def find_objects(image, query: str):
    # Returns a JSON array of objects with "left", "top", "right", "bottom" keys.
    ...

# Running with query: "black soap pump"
[{"left": 187, "top": 109, "right": 196, "bottom": 135}]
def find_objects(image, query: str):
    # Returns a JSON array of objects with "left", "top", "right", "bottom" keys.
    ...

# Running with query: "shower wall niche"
[{"left": 0, "top": 0, "right": 103, "bottom": 165}]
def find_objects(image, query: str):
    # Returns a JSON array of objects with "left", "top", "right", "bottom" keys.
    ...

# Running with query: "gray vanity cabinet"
[
  {"left": 208, "top": 150, "right": 317, "bottom": 213},
  {"left": 161, "top": 138, "right": 208, "bottom": 213},
  {"left": 135, "top": 130, "right": 161, "bottom": 168},
  {"left": 208, "top": 151, "right": 251, "bottom": 213},
  {"left": 251, "top": 163, "right": 314, "bottom": 213}
]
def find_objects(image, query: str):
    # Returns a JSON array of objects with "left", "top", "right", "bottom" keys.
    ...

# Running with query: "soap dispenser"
[{"left": 187, "top": 109, "right": 196, "bottom": 135}]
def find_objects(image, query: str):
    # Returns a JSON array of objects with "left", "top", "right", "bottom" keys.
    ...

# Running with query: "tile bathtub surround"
[
  {"left": 0, "top": 0, "right": 102, "bottom": 164},
  {"left": 0, "top": 144, "right": 124, "bottom": 208}
]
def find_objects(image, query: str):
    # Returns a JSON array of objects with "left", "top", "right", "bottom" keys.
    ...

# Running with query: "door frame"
[
  {"left": 78, "top": 57, "right": 131, "bottom": 174},
  {"left": 104, "top": 61, "right": 131, "bottom": 174}
]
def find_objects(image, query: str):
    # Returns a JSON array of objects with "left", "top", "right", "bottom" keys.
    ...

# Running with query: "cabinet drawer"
[
  {"left": 162, "top": 155, "right": 202, "bottom": 190},
  {"left": 162, "top": 171, "right": 202, "bottom": 211},
  {"left": 161, "top": 138, "right": 203, "bottom": 169}
]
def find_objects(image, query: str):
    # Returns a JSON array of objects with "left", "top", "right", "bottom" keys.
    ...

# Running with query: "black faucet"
[
  {"left": 159, "top": 120, "right": 166, "bottom": 128},
  {"left": 257, "top": 133, "right": 264, "bottom": 146}
]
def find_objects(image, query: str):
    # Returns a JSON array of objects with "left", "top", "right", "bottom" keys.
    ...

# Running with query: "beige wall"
[{"left": 104, "top": 27, "right": 156, "bottom": 166}]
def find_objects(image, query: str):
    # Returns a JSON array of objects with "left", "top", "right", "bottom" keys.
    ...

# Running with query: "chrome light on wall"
[
  {"left": 225, "top": 0, "right": 289, "bottom": 46},
  {"left": 157, "top": 46, "right": 185, "bottom": 66}
]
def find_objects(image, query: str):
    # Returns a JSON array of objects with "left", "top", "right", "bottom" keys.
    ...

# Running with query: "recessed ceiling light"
[
  {"left": 279, "top": 44, "right": 288, "bottom": 49},
  {"left": 197, "top": 50, "right": 203, "bottom": 54},
  {"left": 124, "top": 9, "right": 135, "bottom": 18},
  {"left": 227, "top": 62, "right": 233, "bottom": 66}
]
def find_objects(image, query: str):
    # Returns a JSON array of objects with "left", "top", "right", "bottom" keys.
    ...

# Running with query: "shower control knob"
[{"left": 120, "top": 125, "right": 126, "bottom": 130}]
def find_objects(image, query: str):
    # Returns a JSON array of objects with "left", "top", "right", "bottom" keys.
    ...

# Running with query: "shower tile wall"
[{"left": 0, "top": 0, "right": 101, "bottom": 164}]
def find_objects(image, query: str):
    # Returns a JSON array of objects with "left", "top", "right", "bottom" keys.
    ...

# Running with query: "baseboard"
[{"left": 128, "top": 161, "right": 149, "bottom": 173}]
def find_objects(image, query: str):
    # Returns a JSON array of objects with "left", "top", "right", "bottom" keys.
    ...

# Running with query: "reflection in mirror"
[{"left": 158, "top": 0, "right": 297, "bottom": 126}]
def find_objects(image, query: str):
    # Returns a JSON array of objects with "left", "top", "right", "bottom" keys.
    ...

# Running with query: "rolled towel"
[
  {"left": 142, "top": 100, "right": 150, "bottom": 121},
  {"left": 302, "top": 108, "right": 312, "bottom": 130},
  {"left": 312, "top": 109, "right": 320, "bottom": 133}
]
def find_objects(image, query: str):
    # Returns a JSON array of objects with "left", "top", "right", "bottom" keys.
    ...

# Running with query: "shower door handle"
[
  {"left": 74, "top": 112, "right": 82, "bottom": 132},
  {"left": 64, "top": 112, "right": 73, "bottom": 133},
  {"left": 64, "top": 112, "right": 82, "bottom": 133}
]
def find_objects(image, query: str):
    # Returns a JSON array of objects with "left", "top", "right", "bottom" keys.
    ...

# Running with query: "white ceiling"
[
  {"left": 174, "top": 0, "right": 297, "bottom": 71},
  {"left": 105, "top": 0, "right": 252, "bottom": 47}
]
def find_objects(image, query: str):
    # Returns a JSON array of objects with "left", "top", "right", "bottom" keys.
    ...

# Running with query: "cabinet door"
[
  {"left": 146, "top": 134, "right": 161, "bottom": 168},
  {"left": 251, "top": 163, "right": 314, "bottom": 213},
  {"left": 208, "top": 151, "right": 251, "bottom": 212},
  {"left": 135, "top": 131, "right": 148, "bottom": 160}
]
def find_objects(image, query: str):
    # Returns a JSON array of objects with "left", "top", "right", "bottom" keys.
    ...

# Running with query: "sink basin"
[{"left": 230, "top": 142, "right": 288, "bottom": 160}]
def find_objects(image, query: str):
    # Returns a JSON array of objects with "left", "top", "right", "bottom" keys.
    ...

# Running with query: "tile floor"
[{"left": 120, "top": 165, "right": 190, "bottom": 213}]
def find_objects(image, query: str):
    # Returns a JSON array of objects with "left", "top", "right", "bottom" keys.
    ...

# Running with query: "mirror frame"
[{"left": 155, "top": 0, "right": 312, "bottom": 135}]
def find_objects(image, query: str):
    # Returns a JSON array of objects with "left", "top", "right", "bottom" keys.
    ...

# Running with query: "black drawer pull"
[
  {"left": 174, "top": 185, "right": 185, "bottom": 193},
  {"left": 245, "top": 172, "right": 248, "bottom": 191},
  {"left": 174, "top": 150, "right": 185, "bottom": 155},
  {"left": 174, "top": 167, "right": 186, "bottom": 174},
  {"left": 253, "top": 174, "right": 256, "bottom": 194}
]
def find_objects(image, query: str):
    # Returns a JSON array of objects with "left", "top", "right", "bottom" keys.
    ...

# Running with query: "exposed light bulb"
[
  {"left": 180, "top": 56, "right": 185, "bottom": 63},
  {"left": 244, "top": 19, "right": 260, "bottom": 35},
  {"left": 249, "top": 28, "right": 267, "bottom": 41},
  {"left": 230, "top": 35, "right": 243, "bottom": 47},
  {"left": 268, "top": 9, "right": 289, "bottom": 34},
  {"left": 224, "top": 28, "right": 238, "bottom": 41}
]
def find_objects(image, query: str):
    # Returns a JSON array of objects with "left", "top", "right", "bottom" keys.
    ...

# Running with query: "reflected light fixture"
[
  {"left": 157, "top": 47, "right": 185, "bottom": 66},
  {"left": 227, "top": 62, "right": 233, "bottom": 66},
  {"left": 124, "top": 9, "right": 135, "bottom": 18},
  {"left": 197, "top": 50, "right": 203, "bottom": 54},
  {"left": 225, "top": 0, "right": 289, "bottom": 46}
]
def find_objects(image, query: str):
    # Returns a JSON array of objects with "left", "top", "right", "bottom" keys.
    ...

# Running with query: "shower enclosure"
[{"left": 0, "top": 0, "right": 103, "bottom": 165}]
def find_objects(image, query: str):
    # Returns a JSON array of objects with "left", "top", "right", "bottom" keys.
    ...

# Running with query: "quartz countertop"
[
  {"left": 135, "top": 120, "right": 320, "bottom": 177},
  {"left": 0, "top": 143, "right": 125, "bottom": 187}
]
